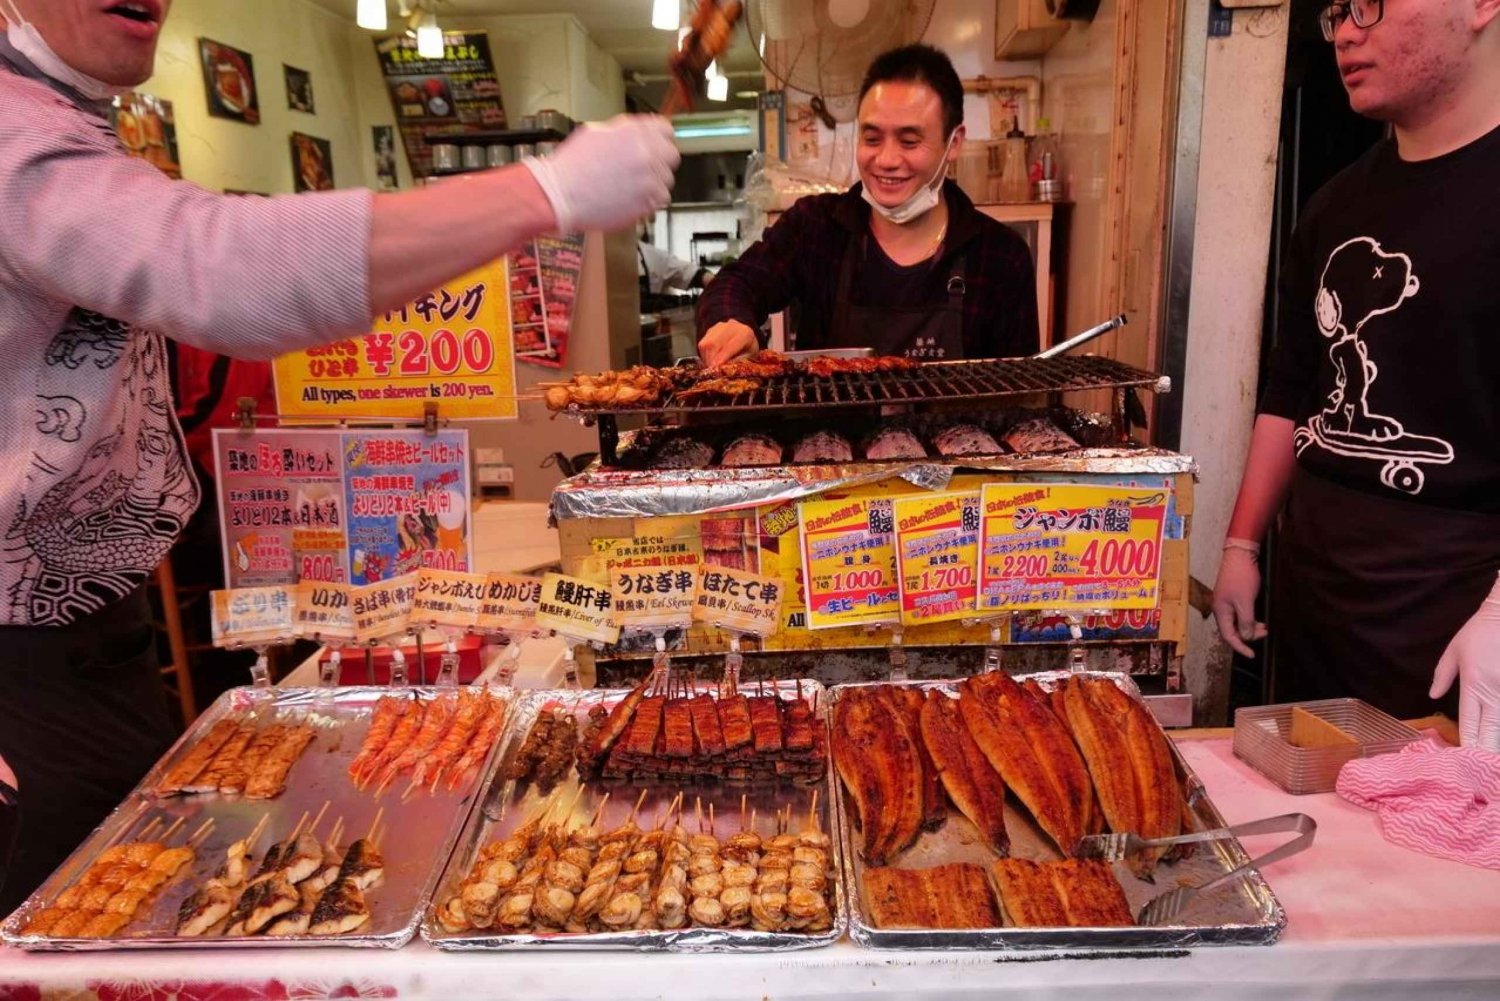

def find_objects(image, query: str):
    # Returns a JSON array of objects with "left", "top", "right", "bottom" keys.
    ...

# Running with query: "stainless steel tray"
[
  {"left": 423, "top": 680, "right": 847, "bottom": 952},
  {"left": 2, "top": 685, "right": 513, "bottom": 951},
  {"left": 830, "top": 671, "right": 1287, "bottom": 951}
]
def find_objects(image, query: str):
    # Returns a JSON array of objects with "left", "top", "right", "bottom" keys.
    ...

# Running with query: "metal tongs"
[
  {"left": 1086, "top": 812, "right": 1318, "bottom": 926},
  {"left": 1032, "top": 313, "right": 1128, "bottom": 360}
]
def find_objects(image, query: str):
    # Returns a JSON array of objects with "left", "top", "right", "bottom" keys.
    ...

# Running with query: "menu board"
[
  {"left": 213, "top": 428, "right": 472, "bottom": 589},
  {"left": 273, "top": 260, "right": 517, "bottom": 421},
  {"left": 412, "top": 568, "right": 488, "bottom": 630},
  {"left": 893, "top": 491, "right": 981, "bottom": 626},
  {"left": 977, "top": 483, "right": 1168, "bottom": 612},
  {"left": 796, "top": 495, "right": 900, "bottom": 630},
  {"left": 374, "top": 31, "right": 506, "bottom": 179}
]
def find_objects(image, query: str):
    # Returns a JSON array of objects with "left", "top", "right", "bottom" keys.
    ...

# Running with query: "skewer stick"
[
  {"left": 327, "top": 817, "right": 346, "bottom": 848},
  {"left": 366, "top": 805, "right": 386, "bottom": 843},
  {"left": 626, "top": 788, "right": 650, "bottom": 825},
  {"left": 694, "top": 796, "right": 703, "bottom": 834},
  {"left": 288, "top": 809, "right": 312, "bottom": 842},
  {"left": 307, "top": 800, "right": 331, "bottom": 838},
  {"left": 809, "top": 789, "right": 820, "bottom": 833},
  {"left": 749, "top": 808, "right": 757, "bottom": 836},
  {"left": 160, "top": 816, "right": 187, "bottom": 842},
  {"left": 244, "top": 813, "right": 271, "bottom": 850},
  {"left": 187, "top": 818, "right": 216, "bottom": 847},
  {"left": 589, "top": 791, "right": 612, "bottom": 828},
  {"left": 134, "top": 816, "right": 164, "bottom": 842},
  {"left": 740, "top": 793, "right": 748, "bottom": 831},
  {"left": 709, "top": 801, "right": 716, "bottom": 836}
]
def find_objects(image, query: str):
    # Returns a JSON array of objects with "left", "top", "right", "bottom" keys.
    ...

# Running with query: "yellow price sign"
[
  {"left": 977, "top": 483, "right": 1168, "bottom": 612},
  {"left": 293, "top": 581, "right": 357, "bottom": 642},
  {"left": 351, "top": 572, "right": 418, "bottom": 643},
  {"left": 894, "top": 491, "right": 981, "bottom": 626},
  {"left": 534, "top": 572, "right": 621, "bottom": 646},
  {"left": 692, "top": 564, "right": 784, "bottom": 636},
  {"left": 412, "top": 569, "right": 487, "bottom": 630},
  {"left": 796, "top": 495, "right": 900, "bottom": 630},
  {"left": 476, "top": 572, "right": 543, "bottom": 633},
  {"left": 211, "top": 586, "right": 296, "bottom": 648}
]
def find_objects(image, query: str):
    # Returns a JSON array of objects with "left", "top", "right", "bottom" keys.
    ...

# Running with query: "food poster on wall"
[
  {"left": 199, "top": 38, "right": 259, "bottom": 125},
  {"left": 373, "top": 124, "right": 399, "bottom": 191},
  {"left": 510, "top": 233, "right": 585, "bottom": 368},
  {"left": 212, "top": 428, "right": 472, "bottom": 589},
  {"left": 290, "top": 132, "right": 334, "bottom": 192},
  {"left": 977, "top": 482, "right": 1169, "bottom": 612},
  {"left": 273, "top": 259, "right": 517, "bottom": 421},
  {"left": 111, "top": 92, "right": 181, "bottom": 178},
  {"left": 796, "top": 494, "right": 901, "bottom": 630},
  {"left": 893, "top": 491, "right": 981, "bottom": 626},
  {"left": 373, "top": 31, "right": 506, "bottom": 179}
]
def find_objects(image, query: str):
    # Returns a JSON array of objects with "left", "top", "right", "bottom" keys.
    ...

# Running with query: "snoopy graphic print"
[{"left": 1293, "top": 236, "right": 1455, "bottom": 496}]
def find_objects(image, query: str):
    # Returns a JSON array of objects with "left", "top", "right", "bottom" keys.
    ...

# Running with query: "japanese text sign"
[
  {"left": 211, "top": 586, "right": 296, "bottom": 647},
  {"left": 351, "top": 572, "right": 418, "bottom": 643},
  {"left": 272, "top": 260, "right": 517, "bottom": 421},
  {"left": 598, "top": 535, "right": 702, "bottom": 630},
  {"left": 977, "top": 483, "right": 1168, "bottom": 612},
  {"left": 476, "top": 572, "right": 543, "bottom": 633},
  {"left": 796, "top": 495, "right": 900, "bottom": 629},
  {"left": 534, "top": 572, "right": 620, "bottom": 646},
  {"left": 293, "top": 581, "right": 357, "bottom": 642},
  {"left": 894, "top": 491, "right": 980, "bottom": 626},
  {"left": 692, "top": 564, "right": 784, "bottom": 636},
  {"left": 412, "top": 569, "right": 487, "bottom": 630}
]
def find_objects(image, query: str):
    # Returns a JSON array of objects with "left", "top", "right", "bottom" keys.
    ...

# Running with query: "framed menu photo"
[
  {"left": 284, "top": 64, "right": 314, "bottom": 113},
  {"left": 199, "top": 38, "right": 259, "bottom": 125},
  {"left": 290, "top": 132, "right": 334, "bottom": 192}
]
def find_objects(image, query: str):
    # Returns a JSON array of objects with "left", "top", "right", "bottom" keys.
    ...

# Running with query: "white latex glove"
[
  {"left": 1211, "top": 541, "right": 1268, "bottom": 658},
  {"left": 1430, "top": 573, "right": 1500, "bottom": 750},
  {"left": 521, "top": 115, "right": 680, "bottom": 233},
  {"left": 697, "top": 319, "right": 758, "bottom": 367}
]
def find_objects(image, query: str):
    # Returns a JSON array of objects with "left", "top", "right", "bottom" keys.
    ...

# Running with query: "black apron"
[
  {"left": 0, "top": 586, "right": 176, "bottom": 914},
  {"left": 1270, "top": 468, "right": 1500, "bottom": 718},
  {"left": 826, "top": 233, "right": 967, "bottom": 359}
]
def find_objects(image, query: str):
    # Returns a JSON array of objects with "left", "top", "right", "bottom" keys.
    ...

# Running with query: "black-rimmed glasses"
[{"left": 1319, "top": 0, "right": 1384, "bottom": 41}]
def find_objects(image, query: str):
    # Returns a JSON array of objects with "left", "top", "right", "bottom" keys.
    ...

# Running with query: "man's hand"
[
  {"left": 697, "top": 319, "right": 758, "bottom": 367},
  {"left": 1211, "top": 543, "right": 1268, "bottom": 658},
  {"left": 521, "top": 115, "right": 679, "bottom": 233},
  {"left": 1430, "top": 574, "right": 1500, "bottom": 750}
]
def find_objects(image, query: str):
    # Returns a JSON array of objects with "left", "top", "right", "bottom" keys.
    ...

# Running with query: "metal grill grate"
[{"left": 569, "top": 356, "right": 1168, "bottom": 417}]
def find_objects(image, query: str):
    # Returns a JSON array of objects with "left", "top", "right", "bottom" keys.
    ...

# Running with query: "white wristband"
[{"left": 1223, "top": 538, "right": 1261, "bottom": 557}]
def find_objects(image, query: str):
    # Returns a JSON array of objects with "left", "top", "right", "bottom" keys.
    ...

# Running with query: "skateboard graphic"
[{"left": 1295, "top": 415, "right": 1454, "bottom": 495}]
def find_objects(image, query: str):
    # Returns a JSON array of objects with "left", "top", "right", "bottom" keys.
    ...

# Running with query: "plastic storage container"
[{"left": 1233, "top": 698, "right": 1423, "bottom": 794}]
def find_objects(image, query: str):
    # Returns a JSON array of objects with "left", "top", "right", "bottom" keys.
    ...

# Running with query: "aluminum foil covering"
[
  {"left": 423, "top": 681, "right": 847, "bottom": 952},
  {"left": 829, "top": 671, "right": 1286, "bottom": 952},
  {"left": 2, "top": 685, "right": 513, "bottom": 952},
  {"left": 552, "top": 449, "right": 1199, "bottom": 521}
]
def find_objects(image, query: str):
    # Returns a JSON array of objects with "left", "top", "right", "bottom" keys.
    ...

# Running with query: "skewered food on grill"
[
  {"left": 710, "top": 350, "right": 795, "bottom": 380},
  {"left": 720, "top": 433, "right": 783, "bottom": 468},
  {"left": 931, "top": 422, "right": 1003, "bottom": 458},
  {"left": 673, "top": 377, "right": 762, "bottom": 401},
  {"left": 862, "top": 863, "right": 998, "bottom": 930},
  {"left": 801, "top": 355, "right": 919, "bottom": 377},
  {"left": 791, "top": 430, "right": 853, "bottom": 464},
  {"left": 507, "top": 708, "right": 579, "bottom": 794},
  {"left": 1002, "top": 417, "right": 1080, "bottom": 454},
  {"left": 863, "top": 427, "right": 927, "bottom": 460},
  {"left": 991, "top": 858, "right": 1134, "bottom": 927}
]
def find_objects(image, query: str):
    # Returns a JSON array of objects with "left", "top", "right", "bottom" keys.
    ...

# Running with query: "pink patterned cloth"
[{"left": 1336, "top": 737, "right": 1500, "bottom": 870}]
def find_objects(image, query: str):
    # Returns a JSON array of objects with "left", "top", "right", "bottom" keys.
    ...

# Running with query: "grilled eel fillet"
[
  {"left": 580, "top": 679, "right": 649, "bottom": 765},
  {"left": 958, "top": 673, "right": 1092, "bottom": 855},
  {"left": 833, "top": 689, "right": 924, "bottom": 866},
  {"left": 1059, "top": 676, "right": 1181, "bottom": 875},
  {"left": 991, "top": 858, "right": 1133, "bottom": 927},
  {"left": 876, "top": 686, "right": 946, "bottom": 831},
  {"left": 918, "top": 691, "right": 1009, "bottom": 856},
  {"left": 864, "top": 864, "right": 998, "bottom": 930}
]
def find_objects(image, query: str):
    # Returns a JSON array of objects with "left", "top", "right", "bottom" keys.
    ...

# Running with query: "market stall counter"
[{"left": 4, "top": 720, "right": 1497, "bottom": 1001}]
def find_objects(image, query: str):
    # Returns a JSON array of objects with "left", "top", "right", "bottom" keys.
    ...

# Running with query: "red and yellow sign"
[
  {"left": 273, "top": 261, "right": 517, "bottom": 420},
  {"left": 796, "top": 495, "right": 900, "bottom": 630},
  {"left": 894, "top": 491, "right": 980, "bottom": 626},
  {"left": 977, "top": 483, "right": 1168, "bottom": 612}
]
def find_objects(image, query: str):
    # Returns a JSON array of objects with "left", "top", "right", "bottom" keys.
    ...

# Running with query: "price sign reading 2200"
[{"left": 363, "top": 328, "right": 496, "bottom": 377}]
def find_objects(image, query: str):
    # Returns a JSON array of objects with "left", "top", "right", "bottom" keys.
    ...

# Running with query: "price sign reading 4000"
[
  {"left": 977, "top": 483, "right": 1168, "bottom": 612},
  {"left": 273, "top": 261, "right": 518, "bottom": 421}
]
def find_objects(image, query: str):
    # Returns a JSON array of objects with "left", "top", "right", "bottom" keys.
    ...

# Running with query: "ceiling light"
[
  {"left": 651, "top": 0, "right": 680, "bottom": 31},
  {"left": 707, "top": 74, "right": 728, "bottom": 102},
  {"left": 357, "top": 0, "right": 387, "bottom": 30},
  {"left": 735, "top": 90, "right": 759, "bottom": 100},
  {"left": 674, "top": 123, "right": 751, "bottom": 138},
  {"left": 416, "top": 11, "right": 443, "bottom": 58}
]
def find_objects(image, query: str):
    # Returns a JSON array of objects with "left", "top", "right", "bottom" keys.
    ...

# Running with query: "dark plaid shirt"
[{"left": 697, "top": 180, "right": 1039, "bottom": 358}]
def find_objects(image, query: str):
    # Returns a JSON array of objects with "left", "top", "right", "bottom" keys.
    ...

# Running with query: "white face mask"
[
  {"left": 861, "top": 128, "right": 958, "bottom": 226},
  {"left": 2, "top": 0, "right": 130, "bottom": 101}
]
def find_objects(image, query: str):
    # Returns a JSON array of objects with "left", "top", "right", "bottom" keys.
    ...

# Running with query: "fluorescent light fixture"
[
  {"left": 416, "top": 12, "right": 443, "bottom": 58},
  {"left": 707, "top": 74, "right": 729, "bottom": 102},
  {"left": 356, "top": 0, "right": 387, "bottom": 30},
  {"left": 651, "top": 0, "right": 679, "bottom": 31},
  {"left": 735, "top": 90, "right": 760, "bottom": 100},
  {"left": 758, "top": 33, "right": 766, "bottom": 58},
  {"left": 674, "top": 124, "right": 752, "bottom": 139}
]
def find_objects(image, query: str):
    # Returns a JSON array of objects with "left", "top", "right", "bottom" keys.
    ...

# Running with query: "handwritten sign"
[
  {"left": 351, "top": 572, "right": 418, "bottom": 643},
  {"left": 796, "top": 495, "right": 900, "bottom": 630},
  {"left": 598, "top": 534, "right": 701, "bottom": 630},
  {"left": 412, "top": 569, "right": 487, "bottom": 630},
  {"left": 692, "top": 565, "right": 784, "bottom": 636},
  {"left": 476, "top": 572, "right": 543, "bottom": 633},
  {"left": 293, "top": 581, "right": 357, "bottom": 642},
  {"left": 272, "top": 261, "right": 517, "bottom": 421},
  {"left": 894, "top": 491, "right": 980, "bottom": 626},
  {"left": 211, "top": 586, "right": 296, "bottom": 647},
  {"left": 534, "top": 572, "right": 620, "bottom": 646},
  {"left": 977, "top": 483, "right": 1168, "bottom": 612}
]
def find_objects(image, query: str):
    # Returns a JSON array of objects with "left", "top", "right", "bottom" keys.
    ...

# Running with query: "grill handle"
[{"left": 1033, "top": 313, "right": 1128, "bottom": 360}]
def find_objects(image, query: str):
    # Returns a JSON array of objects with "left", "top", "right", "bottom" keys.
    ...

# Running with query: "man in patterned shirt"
[{"left": 0, "top": 0, "right": 680, "bottom": 910}]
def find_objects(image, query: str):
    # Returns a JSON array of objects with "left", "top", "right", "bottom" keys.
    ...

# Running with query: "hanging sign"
[
  {"left": 211, "top": 586, "right": 296, "bottom": 647},
  {"left": 692, "top": 564, "right": 784, "bottom": 636},
  {"left": 293, "top": 580, "right": 357, "bottom": 642},
  {"left": 534, "top": 572, "right": 620, "bottom": 646},
  {"left": 598, "top": 534, "right": 702, "bottom": 630},
  {"left": 796, "top": 495, "right": 900, "bottom": 629},
  {"left": 476, "top": 572, "right": 543, "bottom": 633},
  {"left": 412, "top": 569, "right": 487, "bottom": 630},
  {"left": 893, "top": 491, "right": 981, "bottom": 626},
  {"left": 272, "top": 260, "right": 517, "bottom": 421},
  {"left": 977, "top": 483, "right": 1168, "bottom": 612},
  {"left": 351, "top": 573, "right": 418, "bottom": 643}
]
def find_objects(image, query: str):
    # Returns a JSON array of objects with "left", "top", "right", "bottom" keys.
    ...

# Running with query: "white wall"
[
  {"left": 1180, "top": 5, "right": 1291, "bottom": 719},
  {"left": 143, "top": 0, "right": 396, "bottom": 194}
]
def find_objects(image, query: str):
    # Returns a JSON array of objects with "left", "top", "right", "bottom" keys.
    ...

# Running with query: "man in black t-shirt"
[{"left": 1212, "top": 0, "right": 1500, "bottom": 746}]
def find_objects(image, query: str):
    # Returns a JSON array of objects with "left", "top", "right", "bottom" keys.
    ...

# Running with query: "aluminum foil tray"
[
  {"left": 1233, "top": 698, "right": 1422, "bottom": 795},
  {"left": 2, "top": 685, "right": 513, "bottom": 951},
  {"left": 423, "top": 681, "right": 846, "bottom": 952},
  {"left": 830, "top": 672, "right": 1287, "bottom": 952}
]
